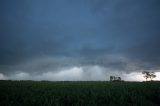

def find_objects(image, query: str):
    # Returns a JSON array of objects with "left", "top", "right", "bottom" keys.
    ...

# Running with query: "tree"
[
  {"left": 150, "top": 72, "right": 156, "bottom": 81},
  {"left": 110, "top": 76, "right": 114, "bottom": 81},
  {"left": 110, "top": 76, "right": 121, "bottom": 81},
  {"left": 142, "top": 71, "right": 150, "bottom": 81},
  {"left": 142, "top": 71, "right": 156, "bottom": 81},
  {"left": 117, "top": 77, "right": 121, "bottom": 81}
]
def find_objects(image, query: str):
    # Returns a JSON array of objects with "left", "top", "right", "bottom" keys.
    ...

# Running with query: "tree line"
[{"left": 110, "top": 71, "right": 157, "bottom": 82}]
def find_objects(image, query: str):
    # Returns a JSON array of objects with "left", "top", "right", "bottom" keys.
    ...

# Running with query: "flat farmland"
[{"left": 0, "top": 81, "right": 160, "bottom": 106}]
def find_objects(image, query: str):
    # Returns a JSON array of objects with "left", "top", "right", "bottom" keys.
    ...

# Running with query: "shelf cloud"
[{"left": 0, "top": 0, "right": 160, "bottom": 80}]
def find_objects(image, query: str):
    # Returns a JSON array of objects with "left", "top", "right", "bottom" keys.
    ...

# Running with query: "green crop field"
[{"left": 0, "top": 80, "right": 160, "bottom": 106}]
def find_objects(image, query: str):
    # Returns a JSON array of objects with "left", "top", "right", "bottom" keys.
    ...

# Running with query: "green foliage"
[{"left": 0, "top": 80, "right": 160, "bottom": 106}]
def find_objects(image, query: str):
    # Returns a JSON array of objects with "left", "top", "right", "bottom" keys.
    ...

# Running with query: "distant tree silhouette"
[
  {"left": 142, "top": 71, "right": 156, "bottom": 81},
  {"left": 110, "top": 76, "right": 114, "bottom": 81},
  {"left": 142, "top": 71, "right": 150, "bottom": 81},
  {"left": 150, "top": 72, "right": 156, "bottom": 81},
  {"left": 117, "top": 77, "right": 121, "bottom": 81},
  {"left": 110, "top": 76, "right": 122, "bottom": 81}
]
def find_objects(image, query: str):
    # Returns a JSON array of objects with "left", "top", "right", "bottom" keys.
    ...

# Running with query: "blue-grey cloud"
[{"left": 0, "top": 0, "right": 160, "bottom": 80}]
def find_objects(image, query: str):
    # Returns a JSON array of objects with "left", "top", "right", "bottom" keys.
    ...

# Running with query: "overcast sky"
[{"left": 0, "top": 0, "right": 160, "bottom": 81}]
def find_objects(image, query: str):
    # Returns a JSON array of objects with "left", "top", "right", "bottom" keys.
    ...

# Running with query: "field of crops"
[{"left": 0, "top": 80, "right": 160, "bottom": 106}]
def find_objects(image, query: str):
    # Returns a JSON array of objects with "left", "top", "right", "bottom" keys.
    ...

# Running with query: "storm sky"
[{"left": 0, "top": 0, "right": 160, "bottom": 81}]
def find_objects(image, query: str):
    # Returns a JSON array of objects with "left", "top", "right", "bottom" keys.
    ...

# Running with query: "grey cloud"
[
  {"left": 0, "top": 55, "right": 152, "bottom": 76},
  {"left": 0, "top": 0, "right": 160, "bottom": 80}
]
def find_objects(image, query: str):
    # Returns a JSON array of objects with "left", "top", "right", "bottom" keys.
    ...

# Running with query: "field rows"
[{"left": 0, "top": 81, "right": 160, "bottom": 106}]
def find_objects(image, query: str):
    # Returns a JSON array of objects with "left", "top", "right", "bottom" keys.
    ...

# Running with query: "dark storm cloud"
[{"left": 0, "top": 0, "right": 160, "bottom": 79}]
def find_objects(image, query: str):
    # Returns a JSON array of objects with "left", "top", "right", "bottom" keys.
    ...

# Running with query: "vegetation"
[
  {"left": 110, "top": 76, "right": 122, "bottom": 81},
  {"left": 0, "top": 80, "right": 160, "bottom": 106},
  {"left": 142, "top": 71, "right": 156, "bottom": 81}
]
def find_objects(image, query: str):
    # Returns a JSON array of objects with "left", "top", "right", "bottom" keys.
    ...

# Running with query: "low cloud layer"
[
  {"left": 1, "top": 66, "right": 160, "bottom": 81},
  {"left": 0, "top": 0, "right": 160, "bottom": 81}
]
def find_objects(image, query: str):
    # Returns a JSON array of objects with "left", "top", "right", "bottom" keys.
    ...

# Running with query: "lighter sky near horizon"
[{"left": 0, "top": 0, "right": 160, "bottom": 81}]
